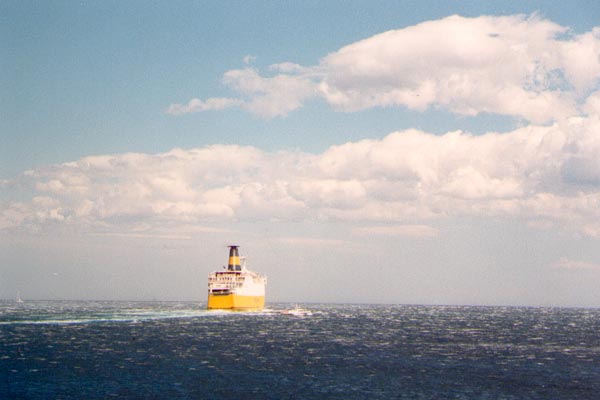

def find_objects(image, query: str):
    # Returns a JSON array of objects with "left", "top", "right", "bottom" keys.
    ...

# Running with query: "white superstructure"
[{"left": 207, "top": 247, "right": 267, "bottom": 309}]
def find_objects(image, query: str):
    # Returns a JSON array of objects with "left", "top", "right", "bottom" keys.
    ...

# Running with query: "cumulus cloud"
[
  {"left": 3, "top": 114, "right": 600, "bottom": 236},
  {"left": 165, "top": 97, "right": 242, "bottom": 115},
  {"left": 584, "top": 89, "right": 600, "bottom": 115},
  {"left": 168, "top": 14, "right": 600, "bottom": 121},
  {"left": 221, "top": 68, "right": 317, "bottom": 118}
]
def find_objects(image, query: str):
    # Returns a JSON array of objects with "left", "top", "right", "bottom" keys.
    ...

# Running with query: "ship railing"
[{"left": 208, "top": 275, "right": 246, "bottom": 282}]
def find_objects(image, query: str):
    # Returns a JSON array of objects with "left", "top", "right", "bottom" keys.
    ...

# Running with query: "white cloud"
[
  {"left": 553, "top": 257, "right": 600, "bottom": 271},
  {"left": 318, "top": 14, "right": 578, "bottom": 122},
  {"left": 269, "top": 236, "right": 349, "bottom": 248},
  {"left": 165, "top": 97, "right": 242, "bottom": 115},
  {"left": 169, "top": 14, "right": 600, "bottom": 122},
  {"left": 289, "top": 179, "right": 367, "bottom": 210},
  {"left": 222, "top": 68, "right": 317, "bottom": 118},
  {"left": 584, "top": 89, "right": 600, "bottom": 115},
  {"left": 0, "top": 202, "right": 28, "bottom": 229},
  {"left": 243, "top": 54, "right": 256, "bottom": 65},
  {"left": 353, "top": 225, "right": 439, "bottom": 238},
  {"left": 3, "top": 114, "right": 600, "bottom": 236}
]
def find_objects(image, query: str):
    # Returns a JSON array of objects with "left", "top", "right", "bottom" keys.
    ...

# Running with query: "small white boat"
[
  {"left": 15, "top": 291, "right": 24, "bottom": 303},
  {"left": 281, "top": 305, "right": 312, "bottom": 316}
]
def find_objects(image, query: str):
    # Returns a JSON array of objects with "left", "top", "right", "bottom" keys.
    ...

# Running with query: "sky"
[{"left": 2, "top": 0, "right": 600, "bottom": 306}]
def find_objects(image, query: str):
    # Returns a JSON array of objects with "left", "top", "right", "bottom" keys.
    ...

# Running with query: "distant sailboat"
[{"left": 15, "top": 291, "right": 24, "bottom": 303}]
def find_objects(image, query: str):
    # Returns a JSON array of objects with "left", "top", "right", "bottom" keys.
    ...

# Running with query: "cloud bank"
[
  {"left": 4, "top": 113, "right": 600, "bottom": 236},
  {"left": 5, "top": 14, "right": 600, "bottom": 239},
  {"left": 168, "top": 14, "right": 600, "bottom": 122}
]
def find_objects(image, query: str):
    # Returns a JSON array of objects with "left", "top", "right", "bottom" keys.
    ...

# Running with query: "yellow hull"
[{"left": 207, "top": 293, "right": 265, "bottom": 310}]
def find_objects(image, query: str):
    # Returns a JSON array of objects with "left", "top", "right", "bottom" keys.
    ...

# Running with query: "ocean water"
[{"left": 1, "top": 302, "right": 600, "bottom": 399}]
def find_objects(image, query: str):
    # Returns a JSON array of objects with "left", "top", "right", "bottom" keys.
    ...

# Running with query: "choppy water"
[{"left": 1, "top": 301, "right": 600, "bottom": 399}]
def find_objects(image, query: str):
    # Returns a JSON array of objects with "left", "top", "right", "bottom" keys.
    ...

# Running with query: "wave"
[{"left": 0, "top": 308, "right": 279, "bottom": 325}]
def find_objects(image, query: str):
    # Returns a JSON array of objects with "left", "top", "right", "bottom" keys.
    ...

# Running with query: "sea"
[{"left": 1, "top": 301, "right": 600, "bottom": 399}]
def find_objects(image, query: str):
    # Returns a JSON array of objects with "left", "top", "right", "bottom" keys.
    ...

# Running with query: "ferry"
[{"left": 207, "top": 246, "right": 266, "bottom": 310}]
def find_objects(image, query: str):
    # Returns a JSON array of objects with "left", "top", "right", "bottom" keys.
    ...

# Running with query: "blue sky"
[
  {"left": 3, "top": 1, "right": 600, "bottom": 305},
  {"left": 4, "top": 0, "right": 599, "bottom": 176}
]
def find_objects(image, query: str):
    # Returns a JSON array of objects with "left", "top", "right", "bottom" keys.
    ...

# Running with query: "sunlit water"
[{"left": 2, "top": 301, "right": 600, "bottom": 399}]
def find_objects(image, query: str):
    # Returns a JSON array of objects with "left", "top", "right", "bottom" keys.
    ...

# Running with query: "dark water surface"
[{"left": 1, "top": 301, "right": 600, "bottom": 399}]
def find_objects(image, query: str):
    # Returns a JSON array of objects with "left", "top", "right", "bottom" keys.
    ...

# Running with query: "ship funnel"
[{"left": 228, "top": 245, "right": 241, "bottom": 271}]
